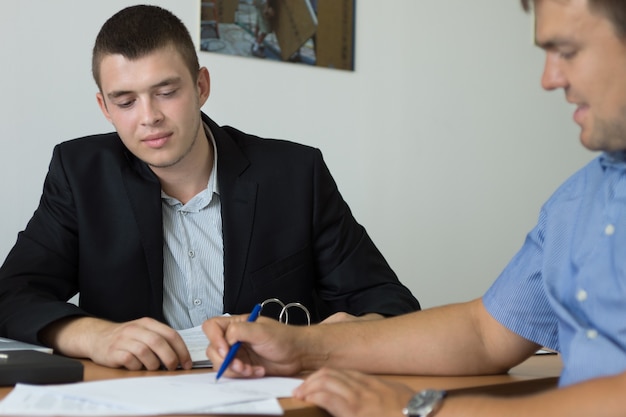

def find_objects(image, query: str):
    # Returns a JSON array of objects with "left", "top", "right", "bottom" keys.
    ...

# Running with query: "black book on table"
[{"left": 0, "top": 350, "right": 83, "bottom": 386}]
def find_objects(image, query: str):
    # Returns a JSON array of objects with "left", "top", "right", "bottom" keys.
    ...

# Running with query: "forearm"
[
  {"left": 302, "top": 299, "right": 536, "bottom": 375},
  {"left": 40, "top": 316, "right": 107, "bottom": 358},
  {"left": 441, "top": 372, "right": 626, "bottom": 417},
  {"left": 300, "top": 305, "right": 482, "bottom": 374},
  {"left": 41, "top": 316, "right": 192, "bottom": 370}
]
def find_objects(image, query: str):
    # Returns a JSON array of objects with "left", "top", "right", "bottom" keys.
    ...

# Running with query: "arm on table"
[
  {"left": 40, "top": 316, "right": 192, "bottom": 371},
  {"left": 203, "top": 298, "right": 539, "bottom": 378},
  {"left": 293, "top": 367, "right": 626, "bottom": 417}
]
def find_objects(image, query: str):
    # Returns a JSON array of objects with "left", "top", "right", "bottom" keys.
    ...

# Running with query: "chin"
[
  {"left": 579, "top": 139, "right": 601, "bottom": 152},
  {"left": 578, "top": 128, "right": 598, "bottom": 151},
  {"left": 579, "top": 136, "right": 612, "bottom": 153},
  {"left": 148, "top": 161, "right": 177, "bottom": 169}
]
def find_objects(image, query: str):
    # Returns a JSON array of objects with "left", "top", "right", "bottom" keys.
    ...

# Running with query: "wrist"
[
  {"left": 41, "top": 316, "right": 101, "bottom": 358},
  {"left": 298, "top": 326, "right": 329, "bottom": 371}
]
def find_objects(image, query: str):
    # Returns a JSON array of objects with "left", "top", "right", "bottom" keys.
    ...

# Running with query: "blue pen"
[{"left": 215, "top": 303, "right": 263, "bottom": 381}]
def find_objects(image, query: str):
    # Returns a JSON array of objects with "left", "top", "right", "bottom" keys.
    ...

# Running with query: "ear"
[
  {"left": 96, "top": 92, "right": 113, "bottom": 124},
  {"left": 197, "top": 67, "right": 211, "bottom": 107}
]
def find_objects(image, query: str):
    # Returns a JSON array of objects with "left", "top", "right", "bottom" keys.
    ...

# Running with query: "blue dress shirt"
[{"left": 484, "top": 151, "right": 626, "bottom": 387}]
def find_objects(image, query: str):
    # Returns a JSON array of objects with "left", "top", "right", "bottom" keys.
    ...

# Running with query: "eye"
[
  {"left": 115, "top": 99, "right": 135, "bottom": 109},
  {"left": 558, "top": 49, "right": 577, "bottom": 60},
  {"left": 158, "top": 89, "right": 177, "bottom": 97}
]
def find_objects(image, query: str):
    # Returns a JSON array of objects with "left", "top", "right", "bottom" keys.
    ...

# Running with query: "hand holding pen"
[{"left": 215, "top": 303, "right": 263, "bottom": 381}]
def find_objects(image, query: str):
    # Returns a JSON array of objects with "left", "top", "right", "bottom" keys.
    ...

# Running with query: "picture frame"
[{"left": 200, "top": 0, "right": 356, "bottom": 71}]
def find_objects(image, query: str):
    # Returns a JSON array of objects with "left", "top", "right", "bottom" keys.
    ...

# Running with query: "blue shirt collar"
[{"left": 599, "top": 151, "right": 626, "bottom": 169}]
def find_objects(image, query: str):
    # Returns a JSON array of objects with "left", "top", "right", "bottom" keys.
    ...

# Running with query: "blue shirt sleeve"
[{"left": 483, "top": 206, "right": 560, "bottom": 351}]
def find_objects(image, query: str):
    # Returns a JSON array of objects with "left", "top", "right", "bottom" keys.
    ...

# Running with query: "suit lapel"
[
  {"left": 121, "top": 152, "right": 165, "bottom": 321},
  {"left": 208, "top": 118, "right": 258, "bottom": 312},
  {"left": 118, "top": 114, "right": 257, "bottom": 318}
]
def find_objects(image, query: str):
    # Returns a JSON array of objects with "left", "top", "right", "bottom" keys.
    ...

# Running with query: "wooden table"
[{"left": 0, "top": 354, "right": 562, "bottom": 417}]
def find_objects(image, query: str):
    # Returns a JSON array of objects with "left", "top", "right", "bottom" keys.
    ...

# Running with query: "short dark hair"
[
  {"left": 92, "top": 5, "right": 200, "bottom": 90},
  {"left": 520, "top": 0, "right": 626, "bottom": 37}
]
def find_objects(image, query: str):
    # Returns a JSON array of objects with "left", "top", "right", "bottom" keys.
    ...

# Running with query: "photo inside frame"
[{"left": 200, "top": 0, "right": 355, "bottom": 71}]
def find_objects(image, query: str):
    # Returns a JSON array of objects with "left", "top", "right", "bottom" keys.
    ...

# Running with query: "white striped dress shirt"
[{"left": 161, "top": 133, "right": 224, "bottom": 330}]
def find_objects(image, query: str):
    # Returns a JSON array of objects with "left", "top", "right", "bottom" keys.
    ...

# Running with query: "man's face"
[
  {"left": 535, "top": 0, "right": 626, "bottom": 152},
  {"left": 96, "top": 45, "right": 210, "bottom": 170}
]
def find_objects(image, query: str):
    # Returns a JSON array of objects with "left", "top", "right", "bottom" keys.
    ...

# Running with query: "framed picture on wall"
[{"left": 199, "top": 0, "right": 356, "bottom": 71}]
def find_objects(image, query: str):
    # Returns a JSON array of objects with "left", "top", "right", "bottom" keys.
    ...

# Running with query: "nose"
[
  {"left": 139, "top": 97, "right": 163, "bottom": 126},
  {"left": 541, "top": 52, "right": 568, "bottom": 91}
]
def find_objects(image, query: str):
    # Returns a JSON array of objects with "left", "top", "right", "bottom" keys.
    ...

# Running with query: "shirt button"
[
  {"left": 188, "top": 250, "right": 195, "bottom": 258},
  {"left": 576, "top": 289, "right": 588, "bottom": 302},
  {"left": 605, "top": 224, "right": 615, "bottom": 235},
  {"left": 586, "top": 329, "right": 598, "bottom": 339},
  {"left": 193, "top": 298, "right": 202, "bottom": 306}
]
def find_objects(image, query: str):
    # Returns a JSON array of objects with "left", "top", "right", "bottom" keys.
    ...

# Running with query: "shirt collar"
[{"left": 599, "top": 151, "right": 626, "bottom": 170}]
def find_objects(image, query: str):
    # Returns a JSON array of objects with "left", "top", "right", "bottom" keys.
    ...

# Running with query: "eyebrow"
[
  {"left": 535, "top": 36, "right": 575, "bottom": 50},
  {"left": 107, "top": 77, "right": 182, "bottom": 100}
]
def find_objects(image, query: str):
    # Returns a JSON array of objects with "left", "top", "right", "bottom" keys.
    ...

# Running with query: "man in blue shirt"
[{"left": 203, "top": 0, "right": 626, "bottom": 415}]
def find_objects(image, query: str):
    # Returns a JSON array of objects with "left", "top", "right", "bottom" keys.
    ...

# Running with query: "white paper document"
[
  {"left": 177, "top": 315, "right": 232, "bottom": 368},
  {"left": 0, "top": 373, "right": 303, "bottom": 416},
  {"left": 177, "top": 325, "right": 213, "bottom": 367},
  {"left": 0, "top": 337, "right": 52, "bottom": 353}
]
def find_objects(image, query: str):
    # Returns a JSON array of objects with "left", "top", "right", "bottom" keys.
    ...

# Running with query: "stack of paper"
[{"left": 0, "top": 373, "right": 303, "bottom": 415}]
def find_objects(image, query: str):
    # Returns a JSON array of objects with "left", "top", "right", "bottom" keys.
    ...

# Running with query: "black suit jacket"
[{"left": 0, "top": 114, "right": 419, "bottom": 343}]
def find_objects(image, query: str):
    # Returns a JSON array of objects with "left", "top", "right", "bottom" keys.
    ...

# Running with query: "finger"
[
  {"left": 297, "top": 369, "right": 409, "bottom": 417},
  {"left": 206, "top": 316, "right": 293, "bottom": 376},
  {"left": 202, "top": 317, "right": 229, "bottom": 347},
  {"left": 112, "top": 338, "right": 163, "bottom": 370},
  {"left": 204, "top": 318, "right": 255, "bottom": 353},
  {"left": 203, "top": 317, "right": 242, "bottom": 372},
  {"left": 227, "top": 357, "right": 266, "bottom": 378},
  {"left": 96, "top": 346, "right": 145, "bottom": 370},
  {"left": 294, "top": 369, "right": 363, "bottom": 417},
  {"left": 121, "top": 320, "right": 190, "bottom": 370},
  {"left": 296, "top": 368, "right": 380, "bottom": 402},
  {"left": 295, "top": 368, "right": 353, "bottom": 398},
  {"left": 153, "top": 328, "right": 192, "bottom": 370},
  {"left": 302, "top": 390, "right": 354, "bottom": 417}
]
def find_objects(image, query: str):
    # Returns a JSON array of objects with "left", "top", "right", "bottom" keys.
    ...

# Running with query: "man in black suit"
[{"left": 0, "top": 5, "right": 419, "bottom": 371}]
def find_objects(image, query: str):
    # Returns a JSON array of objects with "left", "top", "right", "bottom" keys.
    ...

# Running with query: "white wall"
[{"left": 0, "top": 1, "right": 592, "bottom": 309}]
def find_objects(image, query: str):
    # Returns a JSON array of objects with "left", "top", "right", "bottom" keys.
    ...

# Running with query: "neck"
[{"left": 153, "top": 129, "right": 214, "bottom": 204}]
